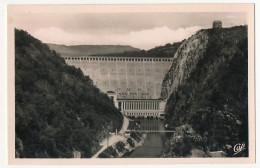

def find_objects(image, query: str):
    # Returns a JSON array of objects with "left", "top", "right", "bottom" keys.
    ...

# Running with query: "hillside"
[
  {"left": 92, "top": 42, "right": 182, "bottom": 57},
  {"left": 15, "top": 29, "right": 123, "bottom": 158},
  {"left": 47, "top": 43, "right": 140, "bottom": 57},
  {"left": 161, "top": 26, "right": 248, "bottom": 157}
]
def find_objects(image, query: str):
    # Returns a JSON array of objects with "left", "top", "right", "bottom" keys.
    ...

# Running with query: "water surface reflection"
[{"left": 128, "top": 119, "right": 166, "bottom": 158}]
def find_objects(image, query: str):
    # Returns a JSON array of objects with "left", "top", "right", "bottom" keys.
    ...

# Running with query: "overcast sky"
[{"left": 13, "top": 12, "right": 247, "bottom": 50}]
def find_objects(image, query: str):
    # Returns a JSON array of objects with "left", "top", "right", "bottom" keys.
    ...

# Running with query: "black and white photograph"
[{"left": 5, "top": 4, "right": 255, "bottom": 165}]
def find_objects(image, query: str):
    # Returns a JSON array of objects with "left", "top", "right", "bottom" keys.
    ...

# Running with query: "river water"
[{"left": 128, "top": 119, "right": 166, "bottom": 158}]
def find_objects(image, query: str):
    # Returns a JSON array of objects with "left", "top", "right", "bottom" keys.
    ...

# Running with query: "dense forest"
[
  {"left": 47, "top": 43, "right": 140, "bottom": 57},
  {"left": 92, "top": 42, "right": 182, "bottom": 57},
  {"left": 15, "top": 29, "right": 123, "bottom": 158},
  {"left": 163, "top": 26, "right": 248, "bottom": 157}
]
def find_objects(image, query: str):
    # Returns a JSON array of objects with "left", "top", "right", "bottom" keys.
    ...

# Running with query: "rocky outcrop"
[
  {"left": 161, "top": 26, "right": 248, "bottom": 157},
  {"left": 161, "top": 30, "right": 209, "bottom": 98},
  {"left": 163, "top": 124, "right": 210, "bottom": 157}
]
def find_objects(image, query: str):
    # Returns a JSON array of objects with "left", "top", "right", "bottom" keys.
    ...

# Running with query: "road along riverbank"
[
  {"left": 91, "top": 115, "right": 129, "bottom": 158},
  {"left": 95, "top": 118, "right": 167, "bottom": 158}
]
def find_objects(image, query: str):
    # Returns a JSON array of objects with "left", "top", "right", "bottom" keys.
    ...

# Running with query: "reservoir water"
[{"left": 128, "top": 119, "right": 166, "bottom": 158}]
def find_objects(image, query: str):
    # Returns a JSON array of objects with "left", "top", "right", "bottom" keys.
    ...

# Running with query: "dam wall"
[{"left": 64, "top": 56, "right": 173, "bottom": 99}]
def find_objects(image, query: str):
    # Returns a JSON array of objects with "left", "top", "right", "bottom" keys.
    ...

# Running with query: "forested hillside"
[
  {"left": 92, "top": 42, "right": 182, "bottom": 57},
  {"left": 47, "top": 43, "right": 140, "bottom": 57},
  {"left": 162, "top": 26, "right": 248, "bottom": 157},
  {"left": 15, "top": 29, "right": 123, "bottom": 158}
]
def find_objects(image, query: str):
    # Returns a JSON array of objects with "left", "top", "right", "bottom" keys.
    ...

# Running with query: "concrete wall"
[{"left": 65, "top": 56, "right": 173, "bottom": 99}]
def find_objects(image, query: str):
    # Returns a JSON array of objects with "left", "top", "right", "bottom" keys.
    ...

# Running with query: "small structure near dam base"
[{"left": 107, "top": 91, "right": 166, "bottom": 118}]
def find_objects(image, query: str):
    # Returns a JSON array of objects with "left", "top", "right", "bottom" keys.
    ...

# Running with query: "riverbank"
[
  {"left": 97, "top": 118, "right": 166, "bottom": 158},
  {"left": 97, "top": 131, "right": 147, "bottom": 158},
  {"left": 91, "top": 115, "right": 129, "bottom": 158}
]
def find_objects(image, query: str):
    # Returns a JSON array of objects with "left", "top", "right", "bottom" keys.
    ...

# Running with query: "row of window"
[
  {"left": 118, "top": 93, "right": 151, "bottom": 95},
  {"left": 126, "top": 87, "right": 153, "bottom": 90},
  {"left": 65, "top": 57, "right": 173, "bottom": 62},
  {"left": 102, "top": 69, "right": 161, "bottom": 72},
  {"left": 126, "top": 112, "right": 159, "bottom": 116},
  {"left": 85, "top": 68, "right": 163, "bottom": 72},
  {"left": 120, "top": 96, "right": 153, "bottom": 99},
  {"left": 97, "top": 82, "right": 161, "bottom": 85}
]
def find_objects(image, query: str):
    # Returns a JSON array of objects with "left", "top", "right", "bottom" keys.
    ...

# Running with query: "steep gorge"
[
  {"left": 161, "top": 26, "right": 248, "bottom": 157},
  {"left": 15, "top": 29, "right": 123, "bottom": 158}
]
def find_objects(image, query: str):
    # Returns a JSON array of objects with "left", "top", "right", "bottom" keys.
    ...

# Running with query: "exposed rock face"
[
  {"left": 163, "top": 124, "right": 209, "bottom": 157},
  {"left": 161, "top": 26, "right": 248, "bottom": 157},
  {"left": 161, "top": 30, "right": 209, "bottom": 99}
]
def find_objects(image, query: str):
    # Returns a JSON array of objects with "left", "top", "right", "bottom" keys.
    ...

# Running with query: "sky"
[{"left": 13, "top": 12, "right": 247, "bottom": 50}]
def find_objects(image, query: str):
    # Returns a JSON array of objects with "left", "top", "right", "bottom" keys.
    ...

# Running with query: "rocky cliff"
[
  {"left": 161, "top": 30, "right": 209, "bottom": 98},
  {"left": 161, "top": 26, "right": 248, "bottom": 157}
]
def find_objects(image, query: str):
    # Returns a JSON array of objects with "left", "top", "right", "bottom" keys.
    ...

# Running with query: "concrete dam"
[{"left": 64, "top": 56, "right": 173, "bottom": 118}]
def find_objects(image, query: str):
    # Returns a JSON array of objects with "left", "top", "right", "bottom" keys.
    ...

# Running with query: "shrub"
[
  {"left": 115, "top": 141, "right": 125, "bottom": 153},
  {"left": 127, "top": 138, "right": 135, "bottom": 148}
]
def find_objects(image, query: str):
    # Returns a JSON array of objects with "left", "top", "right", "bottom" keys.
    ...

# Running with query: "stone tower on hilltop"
[{"left": 213, "top": 20, "right": 222, "bottom": 28}]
